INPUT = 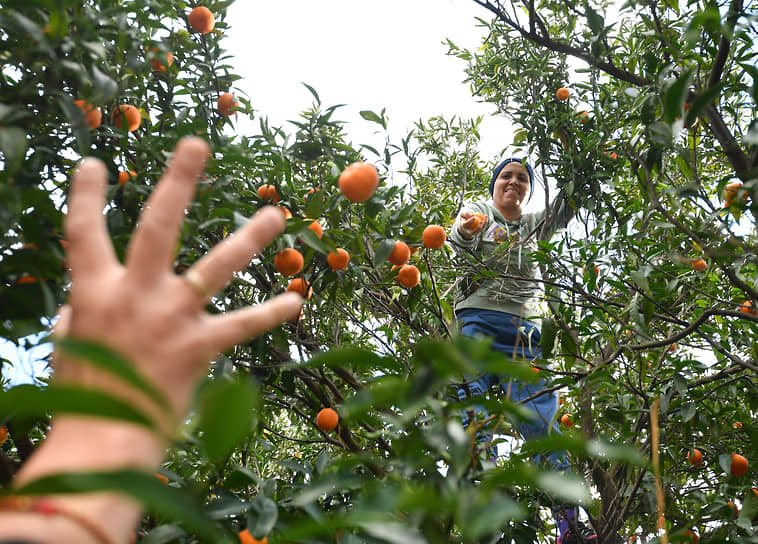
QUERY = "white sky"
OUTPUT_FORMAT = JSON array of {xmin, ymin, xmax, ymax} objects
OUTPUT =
[{"xmin": 224, "ymin": 0, "xmax": 514, "ymax": 165}]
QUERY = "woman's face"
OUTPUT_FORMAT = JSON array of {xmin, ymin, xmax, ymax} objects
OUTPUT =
[{"xmin": 492, "ymin": 161, "xmax": 530, "ymax": 216}]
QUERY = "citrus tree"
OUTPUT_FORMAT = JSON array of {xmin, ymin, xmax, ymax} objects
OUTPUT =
[
  {"xmin": 441, "ymin": 0, "xmax": 758, "ymax": 541},
  {"xmin": 1, "ymin": 1, "xmax": 757, "ymax": 544}
]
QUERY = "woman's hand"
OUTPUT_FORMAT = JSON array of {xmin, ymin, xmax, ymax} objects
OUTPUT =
[
  {"xmin": 56, "ymin": 136, "xmax": 303, "ymax": 432},
  {"xmin": 457, "ymin": 210, "xmax": 488, "ymax": 240}
]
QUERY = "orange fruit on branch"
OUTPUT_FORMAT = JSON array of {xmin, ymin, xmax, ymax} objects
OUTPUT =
[
  {"xmin": 560, "ymin": 414, "xmax": 574, "ymax": 427},
  {"xmin": 338, "ymin": 161, "xmax": 379, "ymax": 203},
  {"xmin": 154, "ymin": 473, "xmax": 169, "ymax": 484},
  {"xmin": 388, "ymin": 241, "xmax": 411, "ymax": 266},
  {"xmin": 117, "ymin": 170, "xmax": 136, "ymax": 186},
  {"xmin": 691, "ymin": 258, "xmax": 707, "ymax": 272},
  {"xmin": 238, "ymin": 529, "xmax": 268, "ymax": 544},
  {"xmin": 556, "ymin": 87, "xmax": 570, "ymax": 101},
  {"xmin": 286, "ymin": 278, "xmax": 312, "ymax": 299},
  {"xmin": 0, "ymin": 426, "xmax": 7, "ymax": 446},
  {"xmin": 683, "ymin": 529, "xmax": 698, "ymax": 544},
  {"xmin": 277, "ymin": 206, "xmax": 292, "ymax": 219},
  {"xmin": 218, "ymin": 92, "xmax": 238, "ymax": 116},
  {"xmin": 740, "ymin": 300, "xmax": 757, "ymax": 315},
  {"xmin": 113, "ymin": 104, "xmax": 141, "ymax": 132},
  {"xmin": 316, "ymin": 407, "xmax": 339, "ymax": 432},
  {"xmin": 257, "ymin": 184, "xmax": 279, "ymax": 204},
  {"xmin": 687, "ymin": 448, "xmax": 703, "ymax": 465},
  {"xmin": 327, "ymin": 248, "xmax": 350, "ymax": 271},
  {"xmin": 306, "ymin": 220, "xmax": 323, "ymax": 239},
  {"xmin": 188, "ymin": 6, "xmax": 215, "ymax": 34},
  {"xmin": 723, "ymin": 181, "xmax": 748, "ymax": 207},
  {"xmin": 274, "ymin": 248, "xmax": 304, "ymax": 276},
  {"xmin": 73, "ymin": 99, "xmax": 102, "ymax": 129},
  {"xmin": 576, "ymin": 110, "xmax": 590, "ymax": 123},
  {"xmin": 422, "ymin": 225, "xmax": 447, "ymax": 249},
  {"xmin": 148, "ymin": 48, "xmax": 174, "ymax": 72},
  {"xmin": 396, "ymin": 264, "xmax": 420, "ymax": 288},
  {"xmin": 730, "ymin": 453, "xmax": 748, "ymax": 476}
]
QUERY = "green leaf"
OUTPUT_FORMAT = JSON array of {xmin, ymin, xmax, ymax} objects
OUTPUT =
[
  {"xmin": 663, "ymin": 68, "xmax": 693, "ymax": 123},
  {"xmin": 54, "ymin": 337, "xmax": 169, "ymax": 410},
  {"xmin": 0, "ymin": 384, "xmax": 156, "ymax": 428},
  {"xmin": 301, "ymin": 82, "xmax": 321, "ymax": 104},
  {"xmin": 196, "ymin": 379, "xmax": 259, "ymax": 460},
  {"xmin": 375, "ymin": 239, "xmax": 397, "ymax": 266},
  {"xmin": 0, "ymin": 127, "xmax": 28, "ymax": 174},
  {"xmin": 360, "ymin": 109, "xmax": 387, "ymax": 129},
  {"xmin": 10, "ymin": 470, "xmax": 232, "ymax": 543},
  {"xmin": 246, "ymin": 495, "xmax": 278, "ymax": 539},
  {"xmin": 358, "ymin": 521, "xmax": 427, "ymax": 544},
  {"xmin": 91, "ymin": 66, "xmax": 118, "ymax": 103}
]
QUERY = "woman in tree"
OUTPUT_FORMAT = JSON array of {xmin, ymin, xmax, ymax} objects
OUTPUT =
[
  {"xmin": 449, "ymin": 158, "xmax": 597, "ymax": 544},
  {"xmin": 0, "ymin": 137, "xmax": 303, "ymax": 544}
]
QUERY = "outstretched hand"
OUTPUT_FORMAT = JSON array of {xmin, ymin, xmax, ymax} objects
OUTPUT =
[
  {"xmin": 56, "ymin": 136, "xmax": 303, "ymax": 431},
  {"xmin": 457, "ymin": 210, "xmax": 488, "ymax": 240}
]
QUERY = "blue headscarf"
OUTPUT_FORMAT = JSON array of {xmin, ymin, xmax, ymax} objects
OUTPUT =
[{"xmin": 488, "ymin": 158, "xmax": 535, "ymax": 201}]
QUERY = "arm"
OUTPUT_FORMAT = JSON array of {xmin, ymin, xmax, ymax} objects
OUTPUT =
[{"xmin": 0, "ymin": 137, "xmax": 303, "ymax": 544}]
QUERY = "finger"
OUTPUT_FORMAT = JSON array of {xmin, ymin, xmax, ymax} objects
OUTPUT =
[
  {"xmin": 49, "ymin": 305, "xmax": 72, "ymax": 371},
  {"xmin": 183, "ymin": 206, "xmax": 285, "ymax": 301},
  {"xmin": 126, "ymin": 137, "xmax": 210, "ymax": 283},
  {"xmin": 64, "ymin": 158, "xmax": 118, "ymax": 281},
  {"xmin": 202, "ymin": 292, "xmax": 304, "ymax": 351}
]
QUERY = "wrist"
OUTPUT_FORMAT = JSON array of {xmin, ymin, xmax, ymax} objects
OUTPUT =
[{"xmin": 457, "ymin": 224, "xmax": 474, "ymax": 240}]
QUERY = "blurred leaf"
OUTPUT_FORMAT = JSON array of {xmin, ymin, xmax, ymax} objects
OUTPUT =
[
  {"xmin": 0, "ymin": 384, "xmax": 155, "ymax": 427},
  {"xmin": 55, "ymin": 337, "xmax": 169, "ymax": 410},
  {"xmin": 196, "ymin": 379, "xmax": 259, "ymax": 460}
]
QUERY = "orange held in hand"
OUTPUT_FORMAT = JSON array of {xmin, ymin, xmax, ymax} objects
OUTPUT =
[
  {"xmin": 257, "ymin": 184, "xmax": 279, "ymax": 203},
  {"xmin": 687, "ymin": 448, "xmax": 703, "ymax": 465},
  {"xmin": 556, "ymin": 87, "xmax": 570, "ymax": 101},
  {"xmin": 73, "ymin": 99, "xmax": 102, "ymax": 129},
  {"xmin": 388, "ymin": 241, "xmax": 411, "ymax": 266},
  {"xmin": 338, "ymin": 161, "xmax": 380, "ymax": 203},
  {"xmin": 286, "ymin": 278, "xmax": 312, "ymax": 299},
  {"xmin": 113, "ymin": 104, "xmax": 141, "ymax": 132},
  {"xmin": 317, "ymin": 407, "xmax": 339, "ymax": 432},
  {"xmin": 274, "ymin": 248, "xmax": 304, "ymax": 276},
  {"xmin": 396, "ymin": 264, "xmax": 420, "ymax": 288},
  {"xmin": 465, "ymin": 212, "xmax": 487, "ymax": 232},
  {"xmin": 188, "ymin": 6, "xmax": 215, "ymax": 34},
  {"xmin": 691, "ymin": 258, "xmax": 707, "ymax": 272},
  {"xmin": 730, "ymin": 453, "xmax": 748, "ymax": 476},
  {"xmin": 238, "ymin": 529, "xmax": 268, "ymax": 544},
  {"xmin": 217, "ymin": 92, "xmax": 238, "ymax": 116},
  {"xmin": 327, "ymin": 248, "xmax": 350, "ymax": 271},
  {"xmin": 422, "ymin": 225, "xmax": 447, "ymax": 249}
]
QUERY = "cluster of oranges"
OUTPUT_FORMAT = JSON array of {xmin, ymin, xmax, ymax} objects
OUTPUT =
[
  {"xmin": 258, "ymin": 161, "xmax": 451, "ymax": 446},
  {"xmin": 71, "ymin": 6, "xmax": 238, "ymax": 188},
  {"xmin": 688, "ymin": 447, "xmax": 750, "ymax": 477}
]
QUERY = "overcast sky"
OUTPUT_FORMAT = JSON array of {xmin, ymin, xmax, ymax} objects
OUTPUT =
[{"xmin": 224, "ymin": 0, "xmax": 514, "ymax": 164}]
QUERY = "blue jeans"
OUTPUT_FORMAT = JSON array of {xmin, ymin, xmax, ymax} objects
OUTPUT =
[{"xmin": 456, "ymin": 309, "xmax": 567, "ymax": 470}]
